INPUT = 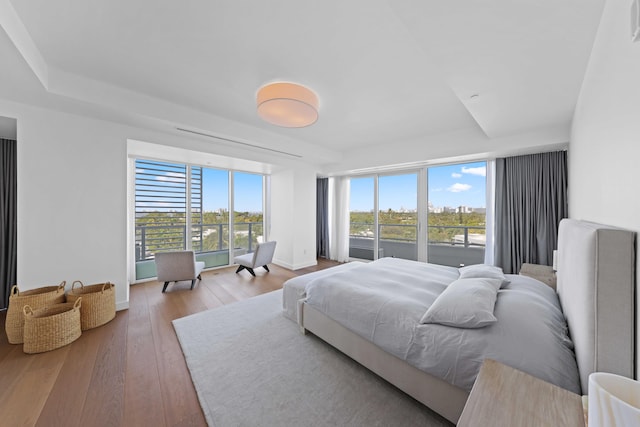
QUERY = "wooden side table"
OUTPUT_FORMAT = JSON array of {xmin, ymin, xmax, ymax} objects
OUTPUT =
[
  {"xmin": 519, "ymin": 263, "xmax": 557, "ymax": 290},
  {"xmin": 458, "ymin": 359, "xmax": 585, "ymax": 426}
]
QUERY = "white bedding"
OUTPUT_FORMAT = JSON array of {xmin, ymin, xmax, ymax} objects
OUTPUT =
[{"xmin": 304, "ymin": 257, "xmax": 581, "ymax": 394}]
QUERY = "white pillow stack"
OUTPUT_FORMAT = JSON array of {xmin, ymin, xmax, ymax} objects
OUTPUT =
[
  {"xmin": 458, "ymin": 264, "xmax": 510, "ymax": 287},
  {"xmin": 420, "ymin": 264, "xmax": 508, "ymax": 328}
]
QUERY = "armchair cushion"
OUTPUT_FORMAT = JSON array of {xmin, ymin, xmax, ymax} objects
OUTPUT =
[
  {"xmin": 234, "ymin": 241, "xmax": 277, "ymax": 276},
  {"xmin": 155, "ymin": 251, "xmax": 205, "ymax": 292}
]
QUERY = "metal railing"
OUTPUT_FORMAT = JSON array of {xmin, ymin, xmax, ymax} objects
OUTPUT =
[
  {"xmin": 135, "ymin": 222, "xmax": 263, "ymax": 261},
  {"xmin": 349, "ymin": 223, "xmax": 486, "ymax": 265},
  {"xmin": 349, "ymin": 223, "xmax": 486, "ymax": 247}
]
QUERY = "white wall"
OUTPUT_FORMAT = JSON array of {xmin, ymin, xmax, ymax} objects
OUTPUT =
[
  {"xmin": 270, "ymin": 168, "xmax": 318, "ymax": 270},
  {"xmin": 570, "ymin": 0, "xmax": 640, "ymax": 374},
  {"xmin": 0, "ymin": 115, "xmax": 17, "ymax": 139},
  {"xmin": 8, "ymin": 102, "xmax": 130, "ymax": 308}
]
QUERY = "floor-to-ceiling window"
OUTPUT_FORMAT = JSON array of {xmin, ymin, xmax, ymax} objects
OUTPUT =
[
  {"xmin": 427, "ymin": 161, "xmax": 487, "ymax": 267},
  {"xmin": 347, "ymin": 162, "xmax": 487, "ymax": 266},
  {"xmin": 348, "ymin": 173, "xmax": 418, "ymax": 261},
  {"xmin": 349, "ymin": 176, "xmax": 376, "ymax": 260},
  {"xmin": 378, "ymin": 173, "xmax": 418, "ymax": 260},
  {"xmin": 232, "ymin": 171, "xmax": 264, "ymax": 257},
  {"xmin": 134, "ymin": 159, "xmax": 266, "ymax": 280},
  {"xmin": 191, "ymin": 166, "xmax": 230, "ymax": 268}
]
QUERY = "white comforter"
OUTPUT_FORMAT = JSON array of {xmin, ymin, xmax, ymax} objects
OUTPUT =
[{"xmin": 305, "ymin": 257, "xmax": 581, "ymax": 394}]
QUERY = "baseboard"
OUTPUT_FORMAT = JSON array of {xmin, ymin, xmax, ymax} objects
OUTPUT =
[
  {"xmin": 116, "ymin": 301, "xmax": 129, "ymax": 311},
  {"xmin": 273, "ymin": 258, "xmax": 318, "ymax": 271}
]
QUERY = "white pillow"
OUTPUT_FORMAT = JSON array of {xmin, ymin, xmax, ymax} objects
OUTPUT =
[
  {"xmin": 419, "ymin": 277, "xmax": 502, "ymax": 328},
  {"xmin": 459, "ymin": 264, "xmax": 509, "ymax": 286}
]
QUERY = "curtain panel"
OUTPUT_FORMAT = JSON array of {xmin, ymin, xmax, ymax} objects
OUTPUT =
[
  {"xmin": 328, "ymin": 176, "xmax": 350, "ymax": 263},
  {"xmin": 1, "ymin": 138, "xmax": 17, "ymax": 309},
  {"xmin": 495, "ymin": 150, "xmax": 568, "ymax": 274},
  {"xmin": 316, "ymin": 178, "xmax": 329, "ymax": 258}
]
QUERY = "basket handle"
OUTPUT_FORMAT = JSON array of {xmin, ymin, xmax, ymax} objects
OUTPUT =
[
  {"xmin": 101, "ymin": 282, "xmax": 113, "ymax": 293},
  {"xmin": 23, "ymin": 304, "xmax": 34, "ymax": 316},
  {"xmin": 11, "ymin": 285, "xmax": 18, "ymax": 296},
  {"xmin": 57, "ymin": 281, "xmax": 66, "ymax": 292},
  {"xmin": 73, "ymin": 297, "xmax": 82, "ymax": 309},
  {"xmin": 71, "ymin": 280, "xmax": 84, "ymax": 291}
]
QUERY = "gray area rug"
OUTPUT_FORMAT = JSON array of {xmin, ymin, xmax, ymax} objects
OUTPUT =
[{"xmin": 173, "ymin": 290, "xmax": 453, "ymax": 427}]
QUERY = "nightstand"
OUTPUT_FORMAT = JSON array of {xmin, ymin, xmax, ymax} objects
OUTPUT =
[
  {"xmin": 458, "ymin": 359, "xmax": 585, "ymax": 426},
  {"xmin": 519, "ymin": 263, "xmax": 557, "ymax": 290}
]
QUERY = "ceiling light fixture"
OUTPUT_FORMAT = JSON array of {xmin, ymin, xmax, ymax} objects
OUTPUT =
[{"xmin": 257, "ymin": 82, "xmax": 319, "ymax": 128}]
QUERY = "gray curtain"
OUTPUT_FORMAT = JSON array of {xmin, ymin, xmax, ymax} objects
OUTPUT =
[
  {"xmin": 495, "ymin": 151, "xmax": 568, "ymax": 274},
  {"xmin": 316, "ymin": 178, "xmax": 329, "ymax": 258},
  {"xmin": 1, "ymin": 138, "xmax": 17, "ymax": 310}
]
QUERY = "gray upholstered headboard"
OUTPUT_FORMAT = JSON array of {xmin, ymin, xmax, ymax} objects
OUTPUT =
[{"xmin": 556, "ymin": 219, "xmax": 635, "ymax": 393}]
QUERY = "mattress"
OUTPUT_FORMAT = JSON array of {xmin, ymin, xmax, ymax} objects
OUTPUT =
[{"xmin": 299, "ymin": 257, "xmax": 581, "ymax": 394}]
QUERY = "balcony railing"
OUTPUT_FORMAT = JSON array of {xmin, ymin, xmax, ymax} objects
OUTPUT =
[
  {"xmin": 349, "ymin": 223, "xmax": 485, "ymax": 266},
  {"xmin": 135, "ymin": 222, "xmax": 263, "ymax": 261}
]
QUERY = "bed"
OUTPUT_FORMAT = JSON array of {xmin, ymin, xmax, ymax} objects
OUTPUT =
[{"xmin": 282, "ymin": 219, "xmax": 635, "ymax": 424}]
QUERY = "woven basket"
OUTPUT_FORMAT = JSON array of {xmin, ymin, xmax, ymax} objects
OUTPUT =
[
  {"xmin": 66, "ymin": 281, "xmax": 116, "ymax": 331},
  {"xmin": 5, "ymin": 281, "xmax": 67, "ymax": 344},
  {"xmin": 22, "ymin": 298, "xmax": 82, "ymax": 354}
]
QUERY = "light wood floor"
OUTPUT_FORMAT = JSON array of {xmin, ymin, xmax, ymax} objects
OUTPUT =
[{"xmin": 0, "ymin": 259, "xmax": 339, "ymax": 427}]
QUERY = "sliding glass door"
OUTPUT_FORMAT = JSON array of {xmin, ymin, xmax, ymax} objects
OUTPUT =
[
  {"xmin": 347, "ymin": 163, "xmax": 487, "ymax": 267},
  {"xmin": 378, "ymin": 173, "xmax": 418, "ymax": 260},
  {"xmin": 191, "ymin": 166, "xmax": 230, "ymax": 268},
  {"xmin": 233, "ymin": 172, "xmax": 264, "ymax": 257},
  {"xmin": 348, "ymin": 173, "xmax": 418, "ymax": 261},
  {"xmin": 349, "ymin": 177, "xmax": 375, "ymax": 260},
  {"xmin": 427, "ymin": 162, "xmax": 487, "ymax": 267}
]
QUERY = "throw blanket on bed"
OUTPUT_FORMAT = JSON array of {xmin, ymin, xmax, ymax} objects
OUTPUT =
[{"xmin": 305, "ymin": 257, "xmax": 581, "ymax": 394}]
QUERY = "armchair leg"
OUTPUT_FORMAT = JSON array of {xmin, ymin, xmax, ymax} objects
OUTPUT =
[
  {"xmin": 263, "ymin": 265, "xmax": 270, "ymax": 272},
  {"xmin": 162, "ymin": 281, "xmax": 170, "ymax": 293},
  {"xmin": 236, "ymin": 265, "xmax": 256, "ymax": 276},
  {"xmin": 197, "ymin": 273, "xmax": 202, "ymax": 280},
  {"xmin": 190, "ymin": 279, "xmax": 196, "ymax": 290}
]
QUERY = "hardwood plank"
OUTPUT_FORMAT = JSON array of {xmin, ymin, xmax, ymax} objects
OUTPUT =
[
  {"xmin": 0, "ymin": 344, "xmax": 37, "ymax": 417},
  {"xmin": 123, "ymin": 283, "xmax": 167, "ymax": 427},
  {"xmin": 35, "ymin": 324, "xmax": 103, "ymax": 427},
  {"xmin": 0, "ymin": 259, "xmax": 338, "ymax": 426},
  {"xmin": 2, "ymin": 346, "xmax": 70, "ymax": 426},
  {"xmin": 144, "ymin": 283, "xmax": 206, "ymax": 426},
  {"xmin": 78, "ymin": 312, "xmax": 128, "ymax": 427}
]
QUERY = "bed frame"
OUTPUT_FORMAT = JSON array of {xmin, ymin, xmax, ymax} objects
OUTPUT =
[{"xmin": 292, "ymin": 219, "xmax": 635, "ymax": 424}]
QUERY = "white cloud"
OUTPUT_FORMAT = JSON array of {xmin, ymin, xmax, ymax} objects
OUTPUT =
[
  {"xmin": 447, "ymin": 183, "xmax": 472, "ymax": 193},
  {"xmin": 451, "ymin": 172, "xmax": 462, "ymax": 178},
  {"xmin": 461, "ymin": 166, "xmax": 486, "ymax": 177}
]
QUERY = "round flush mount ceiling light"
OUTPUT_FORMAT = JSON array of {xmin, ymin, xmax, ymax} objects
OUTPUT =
[{"xmin": 257, "ymin": 82, "xmax": 319, "ymax": 128}]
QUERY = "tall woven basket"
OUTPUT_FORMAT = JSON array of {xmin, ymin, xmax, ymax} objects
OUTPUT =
[
  {"xmin": 22, "ymin": 298, "xmax": 82, "ymax": 354},
  {"xmin": 5, "ymin": 281, "xmax": 67, "ymax": 344},
  {"xmin": 66, "ymin": 281, "xmax": 116, "ymax": 331}
]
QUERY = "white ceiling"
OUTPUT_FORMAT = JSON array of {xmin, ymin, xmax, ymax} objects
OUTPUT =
[{"xmin": 0, "ymin": 0, "xmax": 604, "ymax": 169}]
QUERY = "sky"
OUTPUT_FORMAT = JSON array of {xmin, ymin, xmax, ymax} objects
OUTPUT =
[
  {"xmin": 136, "ymin": 160, "xmax": 264, "ymax": 213},
  {"xmin": 140, "ymin": 160, "xmax": 485, "ymax": 214},
  {"xmin": 202, "ymin": 168, "xmax": 263, "ymax": 212},
  {"xmin": 350, "ymin": 161, "xmax": 487, "ymax": 211}
]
